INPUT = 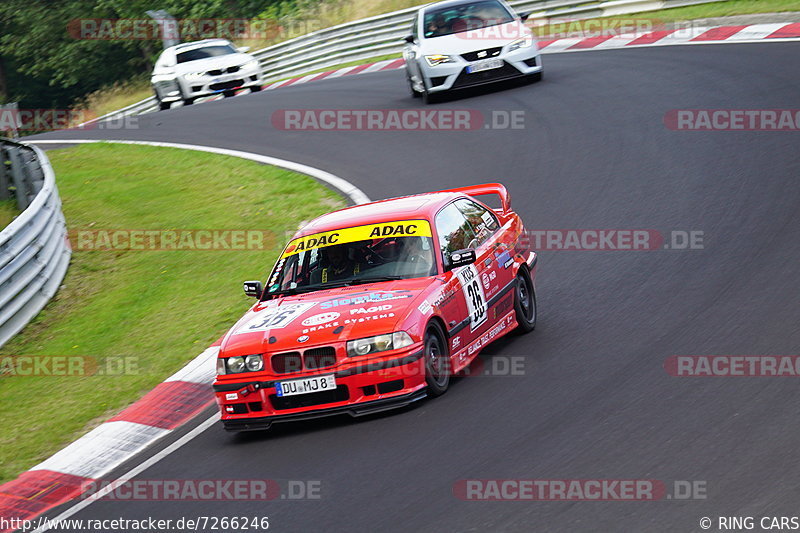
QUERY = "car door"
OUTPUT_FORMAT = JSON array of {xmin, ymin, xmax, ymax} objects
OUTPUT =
[
  {"xmin": 453, "ymin": 198, "xmax": 515, "ymax": 327},
  {"xmin": 433, "ymin": 202, "xmax": 485, "ymax": 354}
]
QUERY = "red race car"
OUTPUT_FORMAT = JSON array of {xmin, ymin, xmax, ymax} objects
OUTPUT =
[{"xmin": 213, "ymin": 183, "xmax": 537, "ymax": 431}]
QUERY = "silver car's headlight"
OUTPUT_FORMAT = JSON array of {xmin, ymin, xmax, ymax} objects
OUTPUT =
[
  {"xmin": 424, "ymin": 54, "xmax": 454, "ymax": 67},
  {"xmin": 184, "ymin": 72, "xmax": 205, "ymax": 80},
  {"xmin": 241, "ymin": 59, "xmax": 259, "ymax": 70},
  {"xmin": 508, "ymin": 37, "xmax": 533, "ymax": 52},
  {"xmin": 347, "ymin": 332, "xmax": 414, "ymax": 357},
  {"xmin": 245, "ymin": 354, "xmax": 264, "ymax": 372}
]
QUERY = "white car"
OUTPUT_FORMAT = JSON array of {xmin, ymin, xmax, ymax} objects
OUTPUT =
[
  {"xmin": 151, "ymin": 39, "xmax": 263, "ymax": 110},
  {"xmin": 403, "ymin": 0, "xmax": 542, "ymax": 104}
]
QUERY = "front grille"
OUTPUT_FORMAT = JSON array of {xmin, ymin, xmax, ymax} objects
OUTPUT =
[
  {"xmin": 461, "ymin": 47, "xmax": 502, "ymax": 62},
  {"xmin": 451, "ymin": 62, "xmax": 522, "ymax": 89},
  {"xmin": 270, "ymin": 385, "xmax": 349, "ymax": 410},
  {"xmin": 209, "ymin": 79, "xmax": 243, "ymax": 91},
  {"xmin": 271, "ymin": 352, "xmax": 303, "ymax": 374},
  {"xmin": 207, "ymin": 66, "xmax": 241, "ymax": 76},
  {"xmin": 272, "ymin": 347, "xmax": 338, "ymax": 373},
  {"xmin": 304, "ymin": 347, "xmax": 336, "ymax": 369}
]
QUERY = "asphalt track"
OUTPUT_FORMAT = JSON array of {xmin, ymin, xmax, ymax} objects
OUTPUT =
[{"xmin": 32, "ymin": 42, "xmax": 800, "ymax": 532}]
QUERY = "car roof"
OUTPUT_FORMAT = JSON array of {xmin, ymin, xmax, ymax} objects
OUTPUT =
[
  {"xmin": 420, "ymin": 0, "xmax": 500, "ymax": 13},
  {"xmin": 168, "ymin": 39, "xmax": 232, "ymax": 52},
  {"xmin": 294, "ymin": 192, "xmax": 465, "ymax": 237}
]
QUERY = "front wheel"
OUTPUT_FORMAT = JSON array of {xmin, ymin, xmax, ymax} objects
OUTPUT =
[
  {"xmin": 407, "ymin": 75, "xmax": 422, "ymax": 98},
  {"xmin": 223, "ymin": 90, "xmax": 236, "ymax": 98},
  {"xmin": 250, "ymin": 85, "xmax": 262, "ymax": 93},
  {"xmin": 514, "ymin": 269, "xmax": 537, "ymax": 333},
  {"xmin": 424, "ymin": 322, "xmax": 450, "ymax": 396}
]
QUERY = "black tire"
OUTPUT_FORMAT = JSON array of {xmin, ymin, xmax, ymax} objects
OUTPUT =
[
  {"xmin": 408, "ymin": 76, "xmax": 422, "ymax": 98},
  {"xmin": 223, "ymin": 90, "xmax": 236, "ymax": 98},
  {"xmin": 514, "ymin": 269, "xmax": 537, "ymax": 333},
  {"xmin": 528, "ymin": 71, "xmax": 543, "ymax": 83},
  {"xmin": 250, "ymin": 85, "xmax": 262, "ymax": 93},
  {"xmin": 424, "ymin": 322, "xmax": 450, "ymax": 396},
  {"xmin": 153, "ymin": 88, "xmax": 170, "ymax": 111},
  {"xmin": 182, "ymin": 97, "xmax": 194, "ymax": 106},
  {"xmin": 422, "ymin": 89, "xmax": 439, "ymax": 105}
]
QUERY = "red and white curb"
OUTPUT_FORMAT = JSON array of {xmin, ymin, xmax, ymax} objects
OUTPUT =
[
  {"xmin": 0, "ymin": 343, "xmax": 221, "ymax": 532},
  {"xmin": 260, "ymin": 22, "xmax": 800, "ymax": 91}
]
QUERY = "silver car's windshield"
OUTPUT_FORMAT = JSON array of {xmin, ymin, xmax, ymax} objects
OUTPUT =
[
  {"xmin": 423, "ymin": 0, "xmax": 515, "ymax": 38},
  {"xmin": 177, "ymin": 45, "xmax": 237, "ymax": 63}
]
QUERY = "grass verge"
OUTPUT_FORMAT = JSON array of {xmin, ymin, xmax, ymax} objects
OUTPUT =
[
  {"xmin": 0, "ymin": 199, "xmax": 18, "ymax": 228},
  {"xmin": 0, "ymin": 143, "xmax": 344, "ymax": 484}
]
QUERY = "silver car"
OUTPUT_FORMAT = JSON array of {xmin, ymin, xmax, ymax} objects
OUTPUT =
[
  {"xmin": 151, "ymin": 39, "xmax": 263, "ymax": 110},
  {"xmin": 403, "ymin": 0, "xmax": 542, "ymax": 104}
]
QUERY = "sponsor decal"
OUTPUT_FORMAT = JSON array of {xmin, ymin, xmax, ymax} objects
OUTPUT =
[
  {"xmin": 417, "ymin": 301, "xmax": 432, "ymax": 315},
  {"xmin": 234, "ymin": 302, "xmax": 316, "ymax": 334},
  {"xmin": 301, "ymin": 312, "xmax": 340, "ymax": 326},
  {"xmin": 225, "ymin": 393, "xmax": 238, "ymax": 401},
  {"xmin": 495, "ymin": 249, "xmax": 512, "ymax": 269},
  {"xmin": 433, "ymin": 288, "xmax": 456, "ymax": 309},
  {"xmin": 281, "ymin": 220, "xmax": 432, "ymax": 258},
  {"xmin": 482, "ymin": 270, "xmax": 496, "ymax": 290},
  {"xmin": 344, "ymin": 312, "xmax": 395, "ymax": 324},
  {"xmin": 452, "ymin": 336, "xmax": 461, "ymax": 348},
  {"xmin": 350, "ymin": 304, "xmax": 393, "ymax": 315},
  {"xmin": 320, "ymin": 291, "xmax": 413, "ymax": 310},
  {"xmin": 302, "ymin": 321, "xmax": 340, "ymax": 334},
  {"xmin": 467, "ymin": 313, "xmax": 515, "ymax": 356},
  {"xmin": 457, "ymin": 265, "xmax": 488, "ymax": 331}
]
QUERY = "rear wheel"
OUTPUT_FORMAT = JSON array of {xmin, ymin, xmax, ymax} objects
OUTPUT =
[
  {"xmin": 514, "ymin": 269, "xmax": 537, "ymax": 333},
  {"xmin": 424, "ymin": 322, "xmax": 450, "ymax": 396}
]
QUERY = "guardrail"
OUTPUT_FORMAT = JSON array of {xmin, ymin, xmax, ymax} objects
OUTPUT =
[
  {"xmin": 0, "ymin": 139, "xmax": 71, "ymax": 348},
  {"xmin": 91, "ymin": 0, "xmax": 725, "ymax": 122}
]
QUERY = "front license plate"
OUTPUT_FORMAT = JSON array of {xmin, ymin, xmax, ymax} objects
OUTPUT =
[
  {"xmin": 466, "ymin": 58, "xmax": 503, "ymax": 73},
  {"xmin": 276, "ymin": 375, "xmax": 336, "ymax": 397}
]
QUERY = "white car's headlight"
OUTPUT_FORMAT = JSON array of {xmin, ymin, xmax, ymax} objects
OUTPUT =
[
  {"xmin": 183, "ymin": 72, "xmax": 205, "ymax": 80},
  {"xmin": 424, "ymin": 54, "xmax": 454, "ymax": 67},
  {"xmin": 508, "ymin": 36, "xmax": 533, "ymax": 52},
  {"xmin": 347, "ymin": 331, "xmax": 414, "ymax": 357},
  {"xmin": 241, "ymin": 59, "xmax": 260, "ymax": 71}
]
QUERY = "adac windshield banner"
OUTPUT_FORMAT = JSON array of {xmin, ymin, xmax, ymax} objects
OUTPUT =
[{"xmin": 281, "ymin": 220, "xmax": 432, "ymax": 258}]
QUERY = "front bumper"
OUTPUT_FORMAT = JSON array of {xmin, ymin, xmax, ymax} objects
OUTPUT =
[
  {"xmin": 417, "ymin": 46, "xmax": 542, "ymax": 93},
  {"xmin": 213, "ymin": 348, "xmax": 428, "ymax": 431},
  {"xmin": 155, "ymin": 67, "xmax": 263, "ymax": 102}
]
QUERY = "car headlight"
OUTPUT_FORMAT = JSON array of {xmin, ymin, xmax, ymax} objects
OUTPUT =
[
  {"xmin": 241, "ymin": 59, "xmax": 259, "ymax": 71},
  {"xmin": 424, "ymin": 54, "xmax": 454, "ymax": 67},
  {"xmin": 508, "ymin": 37, "xmax": 533, "ymax": 52},
  {"xmin": 226, "ymin": 356, "xmax": 246, "ymax": 373},
  {"xmin": 347, "ymin": 331, "xmax": 414, "ymax": 357},
  {"xmin": 245, "ymin": 354, "xmax": 264, "ymax": 372},
  {"xmin": 216, "ymin": 358, "xmax": 226, "ymax": 375}
]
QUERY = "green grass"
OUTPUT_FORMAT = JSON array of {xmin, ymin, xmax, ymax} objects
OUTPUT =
[
  {"xmin": 621, "ymin": 0, "xmax": 800, "ymax": 22},
  {"xmin": 0, "ymin": 199, "xmax": 18, "ymax": 228},
  {"xmin": 0, "ymin": 143, "xmax": 344, "ymax": 484}
]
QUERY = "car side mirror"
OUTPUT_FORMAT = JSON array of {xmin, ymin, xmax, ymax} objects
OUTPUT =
[
  {"xmin": 237, "ymin": 46, "xmax": 251, "ymax": 53},
  {"xmin": 518, "ymin": 11, "xmax": 530, "ymax": 22},
  {"xmin": 404, "ymin": 34, "xmax": 415, "ymax": 44},
  {"xmin": 448, "ymin": 249, "xmax": 477, "ymax": 269},
  {"xmin": 243, "ymin": 280, "xmax": 263, "ymax": 298}
]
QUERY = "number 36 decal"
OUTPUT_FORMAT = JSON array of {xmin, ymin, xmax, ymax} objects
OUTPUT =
[{"xmin": 457, "ymin": 265, "xmax": 487, "ymax": 331}]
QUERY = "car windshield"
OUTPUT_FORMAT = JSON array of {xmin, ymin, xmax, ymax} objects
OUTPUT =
[
  {"xmin": 423, "ymin": 0, "xmax": 515, "ymax": 38},
  {"xmin": 176, "ymin": 45, "xmax": 237, "ymax": 63},
  {"xmin": 265, "ymin": 220, "xmax": 438, "ymax": 297}
]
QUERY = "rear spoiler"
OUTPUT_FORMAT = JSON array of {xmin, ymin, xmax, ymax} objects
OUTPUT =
[{"xmin": 440, "ymin": 183, "xmax": 511, "ymax": 213}]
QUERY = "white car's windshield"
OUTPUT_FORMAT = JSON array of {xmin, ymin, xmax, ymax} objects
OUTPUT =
[
  {"xmin": 176, "ymin": 45, "xmax": 237, "ymax": 63},
  {"xmin": 266, "ymin": 221, "xmax": 437, "ymax": 296},
  {"xmin": 423, "ymin": 0, "xmax": 515, "ymax": 38}
]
